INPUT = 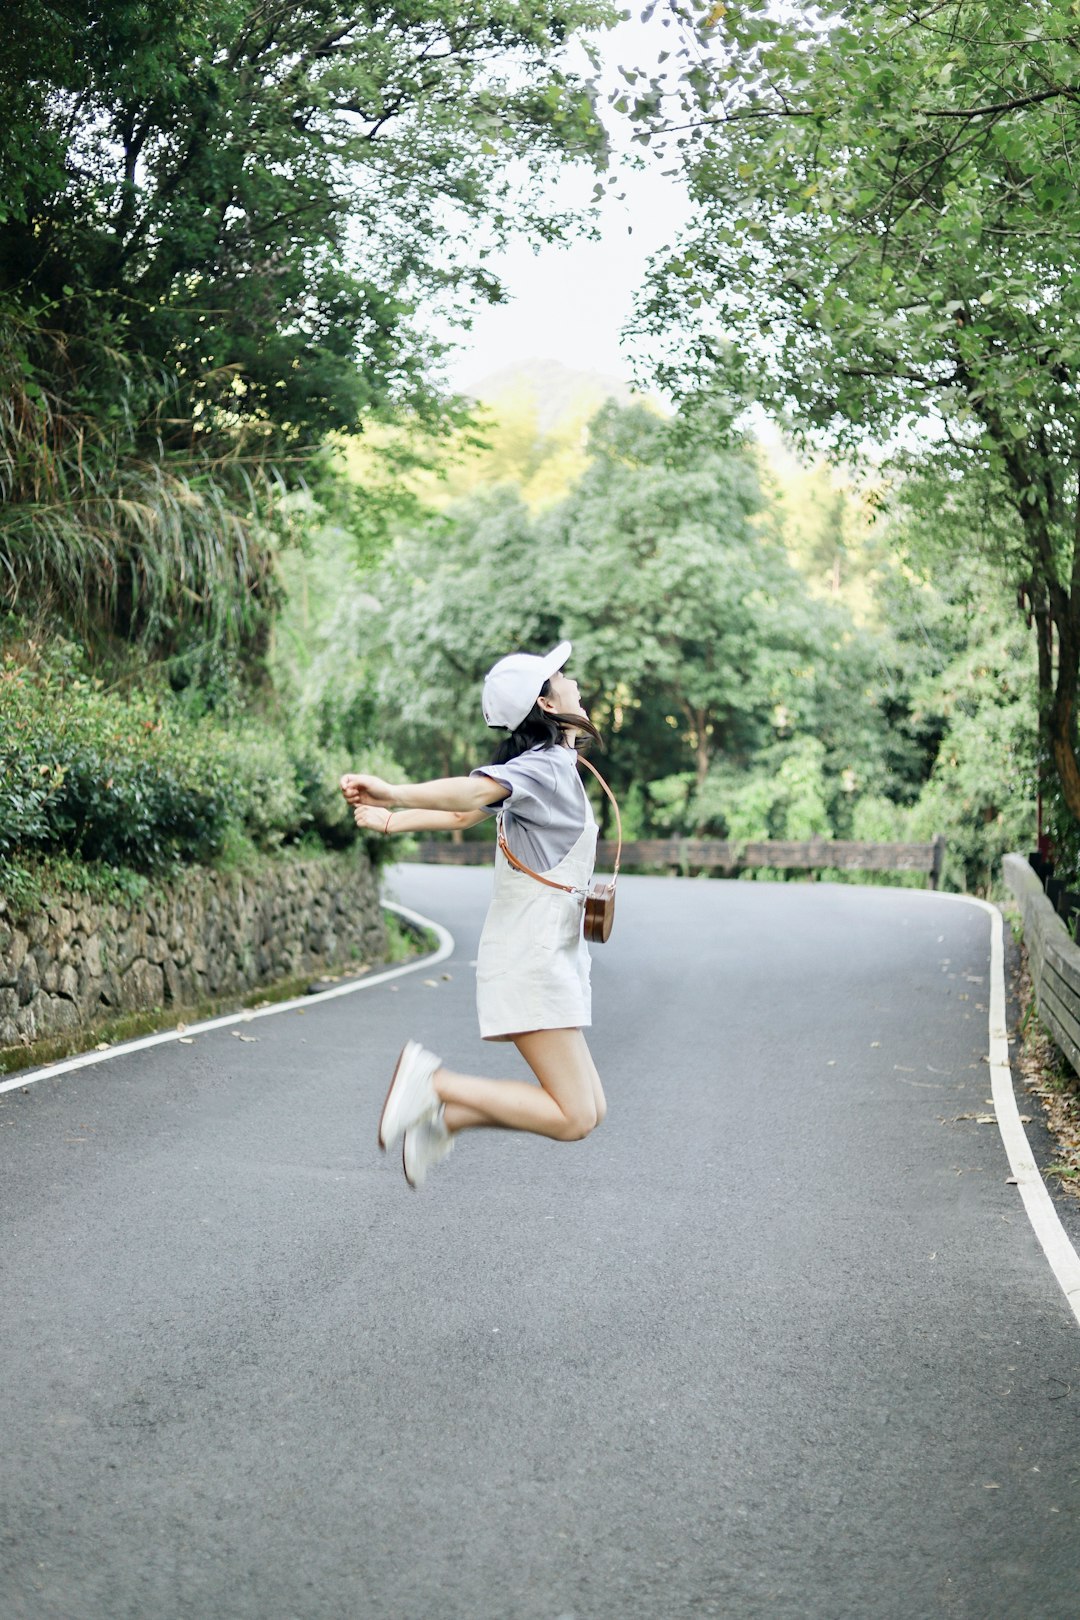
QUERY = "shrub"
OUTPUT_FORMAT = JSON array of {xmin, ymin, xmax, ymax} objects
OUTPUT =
[
  {"xmin": 226, "ymin": 726, "xmax": 307, "ymax": 850},
  {"xmin": 0, "ymin": 643, "xmax": 413, "ymax": 888},
  {"xmin": 1, "ymin": 662, "xmax": 237, "ymax": 868},
  {"xmin": 287, "ymin": 737, "xmax": 356, "ymax": 850}
]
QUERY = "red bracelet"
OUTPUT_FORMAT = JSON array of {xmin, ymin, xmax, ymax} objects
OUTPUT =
[{"xmin": 383, "ymin": 810, "xmax": 393, "ymax": 834}]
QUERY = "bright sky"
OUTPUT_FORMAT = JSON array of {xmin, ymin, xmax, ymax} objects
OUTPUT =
[
  {"xmin": 441, "ymin": 167, "xmax": 691, "ymax": 393},
  {"xmin": 441, "ymin": 13, "xmax": 694, "ymax": 394}
]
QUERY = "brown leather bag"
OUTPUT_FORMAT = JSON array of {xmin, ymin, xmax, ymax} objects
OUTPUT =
[
  {"xmin": 497, "ymin": 755, "xmax": 622, "ymax": 944},
  {"xmin": 583, "ymin": 874, "xmax": 617, "ymax": 944}
]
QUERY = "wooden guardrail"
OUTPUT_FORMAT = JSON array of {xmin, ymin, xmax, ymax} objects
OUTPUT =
[
  {"xmin": 416, "ymin": 834, "xmax": 947, "ymax": 887},
  {"xmin": 1003, "ymin": 851, "xmax": 1080, "ymax": 1074}
]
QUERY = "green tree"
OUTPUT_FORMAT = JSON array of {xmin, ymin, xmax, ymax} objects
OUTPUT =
[
  {"xmin": 328, "ymin": 395, "xmax": 1035, "ymax": 885},
  {"xmin": 296, "ymin": 403, "xmax": 896, "ymax": 849},
  {"xmin": 635, "ymin": 0, "xmax": 1080, "ymax": 823},
  {"xmin": 365, "ymin": 486, "xmax": 560, "ymax": 779},
  {"xmin": 858, "ymin": 555, "xmax": 1038, "ymax": 891},
  {"xmin": 0, "ymin": 0, "xmax": 615, "ymax": 653},
  {"xmin": 2, "ymin": 0, "xmax": 613, "ymax": 445},
  {"xmin": 543, "ymin": 404, "xmax": 884, "ymax": 819}
]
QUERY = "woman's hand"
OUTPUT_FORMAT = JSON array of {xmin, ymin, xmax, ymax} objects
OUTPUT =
[
  {"xmin": 352, "ymin": 804, "xmax": 393, "ymax": 833},
  {"xmin": 340, "ymin": 773, "xmax": 396, "ymax": 808}
]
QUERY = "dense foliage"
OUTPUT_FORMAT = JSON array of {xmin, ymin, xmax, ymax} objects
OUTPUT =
[
  {"xmin": 0, "ymin": 2, "xmax": 1059, "ymax": 921},
  {"xmin": 0, "ymin": 0, "xmax": 614, "ymax": 652},
  {"xmin": 631, "ymin": 0, "xmax": 1080, "ymax": 838},
  {"xmin": 3, "ymin": 0, "xmax": 612, "ymax": 436},
  {"xmin": 0, "ymin": 626, "xmax": 396, "ymax": 914},
  {"xmin": 273, "ymin": 399, "xmax": 1037, "ymax": 889}
]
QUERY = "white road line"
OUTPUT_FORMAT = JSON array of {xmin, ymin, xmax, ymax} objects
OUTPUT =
[
  {"xmin": 0, "ymin": 902, "xmax": 454, "ymax": 1096},
  {"xmin": 974, "ymin": 896, "xmax": 1080, "ymax": 1332},
  {"xmin": 904, "ymin": 888, "xmax": 1080, "ymax": 1333},
  {"xmin": 751, "ymin": 881, "xmax": 1080, "ymax": 1332}
]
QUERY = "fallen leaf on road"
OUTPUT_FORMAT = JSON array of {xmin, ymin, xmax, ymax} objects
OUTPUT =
[
  {"xmin": 94, "ymin": 1042, "xmax": 110, "ymax": 1051},
  {"xmin": 441, "ymin": 972, "xmax": 452, "ymax": 981},
  {"xmin": 870, "ymin": 1041, "xmax": 880, "ymax": 1048},
  {"xmin": 423, "ymin": 979, "xmax": 438, "ymax": 987},
  {"xmin": 232, "ymin": 1032, "xmax": 258, "ymax": 1042},
  {"xmin": 178, "ymin": 1037, "xmax": 194, "ymax": 1045},
  {"xmin": 976, "ymin": 1114, "xmax": 996, "ymax": 1124}
]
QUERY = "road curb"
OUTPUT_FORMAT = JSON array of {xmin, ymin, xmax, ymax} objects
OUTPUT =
[{"xmin": 0, "ymin": 901, "xmax": 454, "ymax": 1097}]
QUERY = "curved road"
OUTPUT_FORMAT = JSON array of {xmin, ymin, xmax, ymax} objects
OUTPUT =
[{"xmin": 2, "ymin": 867, "xmax": 1079, "ymax": 1619}]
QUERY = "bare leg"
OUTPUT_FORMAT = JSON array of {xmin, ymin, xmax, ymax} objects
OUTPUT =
[{"xmin": 435, "ymin": 1027, "xmax": 606, "ymax": 1141}]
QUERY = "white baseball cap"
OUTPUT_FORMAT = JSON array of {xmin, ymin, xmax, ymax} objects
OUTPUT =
[{"xmin": 482, "ymin": 641, "xmax": 572, "ymax": 729}]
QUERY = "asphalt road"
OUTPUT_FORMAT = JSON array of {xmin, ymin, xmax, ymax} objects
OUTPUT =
[{"xmin": 3, "ymin": 867, "xmax": 1079, "ymax": 1620}]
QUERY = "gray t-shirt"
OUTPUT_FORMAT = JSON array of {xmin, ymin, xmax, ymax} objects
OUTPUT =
[{"xmin": 472, "ymin": 745, "xmax": 593, "ymax": 874}]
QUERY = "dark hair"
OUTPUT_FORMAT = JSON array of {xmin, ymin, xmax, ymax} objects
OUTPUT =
[{"xmin": 491, "ymin": 679, "xmax": 604, "ymax": 765}]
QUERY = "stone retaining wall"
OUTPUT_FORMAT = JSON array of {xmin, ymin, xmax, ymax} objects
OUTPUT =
[{"xmin": 0, "ymin": 852, "xmax": 385, "ymax": 1051}]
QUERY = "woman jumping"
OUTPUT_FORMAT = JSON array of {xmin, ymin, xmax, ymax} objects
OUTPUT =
[{"xmin": 340, "ymin": 641, "xmax": 608, "ymax": 1189}]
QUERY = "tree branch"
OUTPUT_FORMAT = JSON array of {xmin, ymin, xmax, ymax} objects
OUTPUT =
[{"xmin": 920, "ymin": 86, "xmax": 1078, "ymax": 118}]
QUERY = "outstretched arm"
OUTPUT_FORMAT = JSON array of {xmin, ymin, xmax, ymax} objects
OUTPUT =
[
  {"xmin": 351, "ymin": 805, "xmax": 491, "ymax": 835},
  {"xmin": 340, "ymin": 771, "xmax": 509, "ymax": 815}
]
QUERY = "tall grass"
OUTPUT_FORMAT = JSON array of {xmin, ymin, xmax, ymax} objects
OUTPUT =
[{"xmin": 0, "ymin": 318, "xmax": 281, "ymax": 650}]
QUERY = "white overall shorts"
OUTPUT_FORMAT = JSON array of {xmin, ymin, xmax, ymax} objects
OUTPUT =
[{"xmin": 475, "ymin": 811, "xmax": 598, "ymax": 1042}]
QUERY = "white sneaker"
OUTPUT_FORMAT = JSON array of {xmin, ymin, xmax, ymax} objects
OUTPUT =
[
  {"xmin": 378, "ymin": 1040, "xmax": 441, "ymax": 1150},
  {"xmin": 403, "ymin": 1107, "xmax": 454, "ymax": 1189}
]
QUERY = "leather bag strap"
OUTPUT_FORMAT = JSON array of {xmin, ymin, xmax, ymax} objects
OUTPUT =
[
  {"xmin": 495, "ymin": 752, "xmax": 622, "ymax": 889},
  {"xmin": 497, "ymin": 827, "xmax": 578, "ymax": 893},
  {"xmin": 577, "ymin": 756, "xmax": 622, "ymax": 878}
]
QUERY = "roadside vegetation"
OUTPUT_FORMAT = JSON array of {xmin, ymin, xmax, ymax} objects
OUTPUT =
[
  {"xmin": 2, "ymin": 0, "xmax": 1076, "ymax": 925},
  {"xmin": 0, "ymin": 0, "xmax": 614, "ymax": 914}
]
